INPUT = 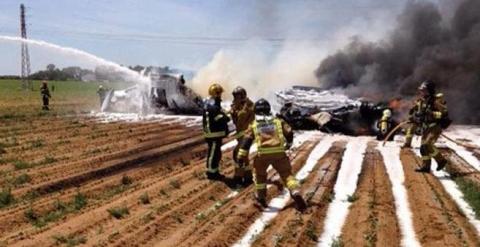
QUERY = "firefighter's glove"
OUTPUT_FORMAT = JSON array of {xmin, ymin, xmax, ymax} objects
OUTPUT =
[{"xmin": 412, "ymin": 112, "xmax": 424, "ymax": 124}]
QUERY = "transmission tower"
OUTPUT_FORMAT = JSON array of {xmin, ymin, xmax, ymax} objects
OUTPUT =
[{"xmin": 20, "ymin": 4, "xmax": 32, "ymax": 90}]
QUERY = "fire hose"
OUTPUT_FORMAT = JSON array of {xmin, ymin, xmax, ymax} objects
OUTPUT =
[
  {"xmin": 382, "ymin": 121, "xmax": 410, "ymax": 146},
  {"xmin": 382, "ymin": 121, "xmax": 478, "ymax": 149}
]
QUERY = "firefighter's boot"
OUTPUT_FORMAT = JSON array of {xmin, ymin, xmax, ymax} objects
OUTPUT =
[
  {"xmin": 254, "ymin": 189, "xmax": 267, "ymax": 208},
  {"xmin": 434, "ymin": 154, "xmax": 448, "ymax": 171},
  {"xmin": 206, "ymin": 172, "xmax": 224, "ymax": 181},
  {"xmin": 415, "ymin": 160, "xmax": 431, "ymax": 173},
  {"xmin": 242, "ymin": 170, "xmax": 253, "ymax": 187},
  {"xmin": 290, "ymin": 190, "xmax": 307, "ymax": 212},
  {"xmin": 232, "ymin": 175, "xmax": 243, "ymax": 188}
]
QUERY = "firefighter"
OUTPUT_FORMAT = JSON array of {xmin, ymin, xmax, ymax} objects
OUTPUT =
[
  {"xmin": 97, "ymin": 85, "xmax": 107, "ymax": 107},
  {"xmin": 404, "ymin": 80, "xmax": 451, "ymax": 172},
  {"xmin": 202, "ymin": 83, "xmax": 230, "ymax": 180},
  {"xmin": 230, "ymin": 86, "xmax": 255, "ymax": 187},
  {"xmin": 237, "ymin": 99, "xmax": 307, "ymax": 211},
  {"xmin": 377, "ymin": 108, "xmax": 394, "ymax": 141},
  {"xmin": 40, "ymin": 80, "xmax": 51, "ymax": 111}
]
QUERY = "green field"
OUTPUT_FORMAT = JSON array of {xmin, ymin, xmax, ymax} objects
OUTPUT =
[{"xmin": 0, "ymin": 79, "xmax": 131, "ymax": 116}]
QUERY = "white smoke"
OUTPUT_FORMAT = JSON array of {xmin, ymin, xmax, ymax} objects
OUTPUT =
[
  {"xmin": 191, "ymin": 41, "xmax": 327, "ymax": 102},
  {"xmin": 191, "ymin": 7, "xmax": 396, "ymax": 103}
]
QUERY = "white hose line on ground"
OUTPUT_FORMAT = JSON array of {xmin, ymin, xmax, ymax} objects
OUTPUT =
[
  {"xmin": 411, "ymin": 139, "xmax": 480, "ymax": 234},
  {"xmin": 317, "ymin": 137, "xmax": 370, "ymax": 247},
  {"xmin": 441, "ymin": 137, "xmax": 480, "ymax": 171},
  {"xmin": 378, "ymin": 142, "xmax": 421, "ymax": 247},
  {"xmin": 446, "ymin": 126, "xmax": 480, "ymax": 147},
  {"xmin": 232, "ymin": 134, "xmax": 339, "ymax": 247}
]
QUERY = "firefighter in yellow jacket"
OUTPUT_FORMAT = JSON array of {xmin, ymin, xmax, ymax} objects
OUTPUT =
[
  {"xmin": 404, "ymin": 80, "xmax": 451, "ymax": 172},
  {"xmin": 230, "ymin": 86, "xmax": 255, "ymax": 186},
  {"xmin": 237, "ymin": 99, "xmax": 307, "ymax": 211}
]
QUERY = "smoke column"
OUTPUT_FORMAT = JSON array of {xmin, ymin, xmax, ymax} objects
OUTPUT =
[{"xmin": 315, "ymin": 0, "xmax": 480, "ymax": 124}]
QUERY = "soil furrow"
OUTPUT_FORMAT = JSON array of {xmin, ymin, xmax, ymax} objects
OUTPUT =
[
  {"xmin": 401, "ymin": 149, "xmax": 480, "ymax": 246},
  {"xmin": 340, "ymin": 142, "xmax": 400, "ymax": 247}
]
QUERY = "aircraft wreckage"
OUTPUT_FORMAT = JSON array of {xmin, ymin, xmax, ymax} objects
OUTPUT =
[
  {"xmin": 101, "ymin": 68, "xmax": 203, "ymax": 115},
  {"xmin": 102, "ymin": 78, "xmax": 399, "ymax": 138},
  {"xmin": 275, "ymin": 86, "xmax": 399, "ymax": 139}
]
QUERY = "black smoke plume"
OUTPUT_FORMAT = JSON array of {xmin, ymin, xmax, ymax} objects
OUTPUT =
[{"xmin": 315, "ymin": 0, "xmax": 480, "ymax": 124}]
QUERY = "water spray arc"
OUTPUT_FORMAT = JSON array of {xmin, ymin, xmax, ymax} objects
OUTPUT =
[{"xmin": 20, "ymin": 4, "xmax": 32, "ymax": 90}]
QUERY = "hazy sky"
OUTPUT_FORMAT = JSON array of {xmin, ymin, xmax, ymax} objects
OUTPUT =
[{"xmin": 0, "ymin": 0, "xmax": 425, "ymax": 75}]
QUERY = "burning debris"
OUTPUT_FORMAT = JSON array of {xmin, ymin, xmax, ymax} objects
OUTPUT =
[
  {"xmin": 276, "ymin": 86, "xmax": 398, "ymax": 139},
  {"xmin": 315, "ymin": 0, "xmax": 480, "ymax": 124}
]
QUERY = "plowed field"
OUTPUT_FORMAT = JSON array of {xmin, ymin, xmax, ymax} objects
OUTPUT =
[{"xmin": 1, "ymin": 113, "xmax": 479, "ymax": 247}]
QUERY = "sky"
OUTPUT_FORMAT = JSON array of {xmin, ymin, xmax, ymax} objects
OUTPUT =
[{"xmin": 0, "ymin": 0, "xmax": 428, "ymax": 75}]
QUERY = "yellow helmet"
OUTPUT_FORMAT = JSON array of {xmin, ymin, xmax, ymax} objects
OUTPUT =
[{"xmin": 208, "ymin": 83, "xmax": 224, "ymax": 98}]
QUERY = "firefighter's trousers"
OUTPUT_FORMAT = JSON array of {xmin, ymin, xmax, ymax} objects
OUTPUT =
[
  {"xmin": 404, "ymin": 123, "xmax": 418, "ymax": 146},
  {"xmin": 233, "ymin": 137, "xmax": 252, "ymax": 178},
  {"xmin": 419, "ymin": 125, "xmax": 447, "ymax": 169},
  {"xmin": 252, "ymin": 152, "xmax": 299, "ymax": 200},
  {"xmin": 206, "ymin": 138, "xmax": 223, "ymax": 174}
]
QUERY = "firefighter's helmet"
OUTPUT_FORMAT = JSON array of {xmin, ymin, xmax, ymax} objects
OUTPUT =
[
  {"xmin": 208, "ymin": 83, "xmax": 224, "ymax": 98},
  {"xmin": 232, "ymin": 86, "xmax": 247, "ymax": 99},
  {"xmin": 254, "ymin": 98, "xmax": 271, "ymax": 115},
  {"xmin": 418, "ymin": 80, "xmax": 436, "ymax": 95}
]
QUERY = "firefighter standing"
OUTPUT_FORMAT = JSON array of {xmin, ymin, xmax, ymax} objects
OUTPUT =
[
  {"xmin": 404, "ymin": 80, "xmax": 451, "ymax": 172},
  {"xmin": 377, "ymin": 108, "xmax": 394, "ymax": 141},
  {"xmin": 97, "ymin": 85, "xmax": 107, "ymax": 108},
  {"xmin": 237, "ymin": 99, "xmax": 307, "ymax": 211},
  {"xmin": 230, "ymin": 87, "xmax": 255, "ymax": 186},
  {"xmin": 202, "ymin": 83, "xmax": 230, "ymax": 180},
  {"xmin": 40, "ymin": 80, "xmax": 51, "ymax": 111}
]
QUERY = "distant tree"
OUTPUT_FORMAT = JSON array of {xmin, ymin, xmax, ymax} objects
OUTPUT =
[{"xmin": 46, "ymin": 64, "xmax": 56, "ymax": 72}]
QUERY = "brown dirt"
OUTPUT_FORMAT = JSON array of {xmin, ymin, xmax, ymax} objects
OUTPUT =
[
  {"xmin": 2, "ymin": 113, "xmax": 480, "ymax": 247},
  {"xmin": 400, "ymin": 149, "xmax": 480, "ymax": 247},
  {"xmin": 340, "ymin": 142, "xmax": 400, "ymax": 247}
]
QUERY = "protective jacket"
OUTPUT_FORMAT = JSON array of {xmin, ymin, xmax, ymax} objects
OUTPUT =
[
  {"xmin": 409, "ymin": 93, "xmax": 449, "ymax": 128},
  {"xmin": 40, "ymin": 85, "xmax": 51, "ymax": 99},
  {"xmin": 202, "ymin": 97, "xmax": 230, "ymax": 139},
  {"xmin": 238, "ymin": 115, "xmax": 293, "ymax": 158},
  {"xmin": 230, "ymin": 98, "xmax": 255, "ymax": 138}
]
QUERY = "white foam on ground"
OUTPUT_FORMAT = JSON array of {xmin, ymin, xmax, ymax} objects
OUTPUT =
[
  {"xmin": 432, "ymin": 168, "xmax": 480, "ymax": 235},
  {"xmin": 440, "ymin": 138, "xmax": 480, "ymax": 171},
  {"xmin": 410, "ymin": 140, "xmax": 480, "ymax": 235},
  {"xmin": 378, "ymin": 143, "xmax": 421, "ymax": 247},
  {"xmin": 446, "ymin": 126, "xmax": 480, "ymax": 147},
  {"xmin": 233, "ymin": 134, "xmax": 340, "ymax": 247},
  {"xmin": 92, "ymin": 112, "xmax": 202, "ymax": 126},
  {"xmin": 317, "ymin": 137, "xmax": 369, "ymax": 247},
  {"xmin": 221, "ymin": 140, "xmax": 238, "ymax": 152}
]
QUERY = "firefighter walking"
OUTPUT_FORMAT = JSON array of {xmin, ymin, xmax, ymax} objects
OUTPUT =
[
  {"xmin": 230, "ymin": 86, "xmax": 255, "ymax": 187},
  {"xmin": 202, "ymin": 83, "xmax": 230, "ymax": 180},
  {"xmin": 403, "ymin": 80, "xmax": 451, "ymax": 172},
  {"xmin": 40, "ymin": 80, "xmax": 51, "ymax": 111},
  {"xmin": 237, "ymin": 99, "xmax": 307, "ymax": 211}
]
